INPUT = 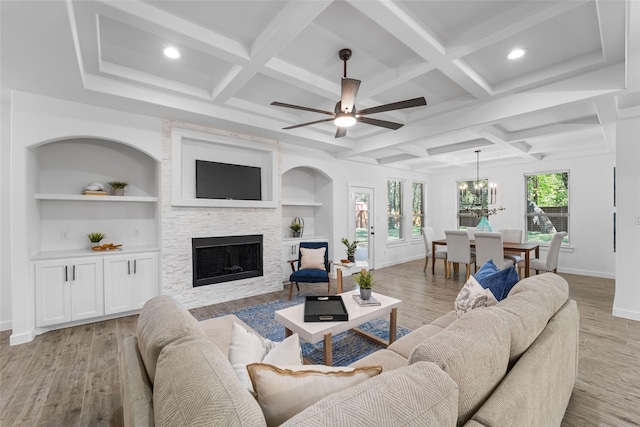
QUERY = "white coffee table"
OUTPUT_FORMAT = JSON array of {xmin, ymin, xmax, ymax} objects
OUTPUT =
[{"xmin": 274, "ymin": 289, "xmax": 402, "ymax": 366}]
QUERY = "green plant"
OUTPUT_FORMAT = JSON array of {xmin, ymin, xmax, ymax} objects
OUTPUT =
[
  {"xmin": 87, "ymin": 232, "xmax": 106, "ymax": 243},
  {"xmin": 354, "ymin": 269, "xmax": 374, "ymax": 289},
  {"xmin": 289, "ymin": 222, "xmax": 302, "ymax": 232},
  {"xmin": 341, "ymin": 238, "xmax": 358, "ymax": 257},
  {"xmin": 107, "ymin": 180, "xmax": 128, "ymax": 189}
]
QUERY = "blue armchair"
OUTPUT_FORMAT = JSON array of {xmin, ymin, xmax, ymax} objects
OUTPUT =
[{"xmin": 288, "ymin": 242, "xmax": 331, "ymax": 300}]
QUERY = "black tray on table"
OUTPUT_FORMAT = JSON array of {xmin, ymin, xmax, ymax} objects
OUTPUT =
[{"xmin": 303, "ymin": 296, "xmax": 349, "ymax": 322}]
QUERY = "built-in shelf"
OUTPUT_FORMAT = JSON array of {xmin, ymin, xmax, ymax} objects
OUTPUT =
[
  {"xmin": 282, "ymin": 201, "xmax": 323, "ymax": 207},
  {"xmin": 31, "ymin": 245, "xmax": 161, "ymax": 261},
  {"xmin": 282, "ymin": 235, "xmax": 330, "ymax": 242},
  {"xmin": 35, "ymin": 194, "xmax": 158, "ymax": 202}
]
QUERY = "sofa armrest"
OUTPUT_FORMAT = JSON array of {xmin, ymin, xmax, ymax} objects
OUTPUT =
[{"xmin": 120, "ymin": 336, "xmax": 154, "ymax": 427}]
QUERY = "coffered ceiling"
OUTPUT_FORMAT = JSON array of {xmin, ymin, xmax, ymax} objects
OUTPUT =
[{"xmin": 2, "ymin": 0, "xmax": 639, "ymax": 173}]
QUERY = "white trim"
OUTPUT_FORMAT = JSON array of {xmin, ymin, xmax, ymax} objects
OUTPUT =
[
  {"xmin": 612, "ymin": 308, "xmax": 640, "ymax": 322},
  {"xmin": 0, "ymin": 320, "xmax": 12, "ymax": 332}
]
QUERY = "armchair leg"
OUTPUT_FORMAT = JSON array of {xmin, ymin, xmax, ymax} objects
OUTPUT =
[{"xmin": 288, "ymin": 281, "xmax": 300, "ymax": 300}]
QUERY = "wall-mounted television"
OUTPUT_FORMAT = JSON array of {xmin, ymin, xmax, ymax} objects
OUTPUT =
[{"xmin": 196, "ymin": 160, "xmax": 262, "ymax": 200}]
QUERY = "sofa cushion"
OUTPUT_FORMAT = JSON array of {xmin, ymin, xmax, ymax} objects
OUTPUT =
[
  {"xmin": 281, "ymin": 361, "xmax": 458, "ymax": 427},
  {"xmin": 229, "ymin": 322, "xmax": 302, "ymax": 391},
  {"xmin": 198, "ymin": 314, "xmax": 256, "ymax": 358},
  {"xmin": 489, "ymin": 272, "xmax": 569, "ymax": 361},
  {"xmin": 247, "ymin": 363, "xmax": 382, "ymax": 426},
  {"xmin": 454, "ymin": 275, "xmax": 498, "ymax": 318},
  {"xmin": 430, "ymin": 311, "xmax": 457, "ymax": 329},
  {"xmin": 388, "ymin": 324, "xmax": 444, "ymax": 358},
  {"xmin": 409, "ymin": 309, "xmax": 511, "ymax": 425},
  {"xmin": 153, "ymin": 335, "xmax": 266, "ymax": 427},
  {"xmin": 136, "ymin": 295, "xmax": 206, "ymax": 385},
  {"xmin": 349, "ymin": 349, "xmax": 408, "ymax": 372}
]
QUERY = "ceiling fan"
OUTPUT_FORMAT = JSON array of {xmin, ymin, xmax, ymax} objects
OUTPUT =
[{"xmin": 271, "ymin": 49, "xmax": 427, "ymax": 138}]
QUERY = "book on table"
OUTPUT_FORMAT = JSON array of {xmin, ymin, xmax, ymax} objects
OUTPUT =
[{"xmin": 352, "ymin": 294, "xmax": 381, "ymax": 306}]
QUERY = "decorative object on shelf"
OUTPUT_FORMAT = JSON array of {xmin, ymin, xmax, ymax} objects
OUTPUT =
[
  {"xmin": 107, "ymin": 180, "xmax": 128, "ymax": 196},
  {"xmin": 353, "ymin": 268, "xmax": 374, "ymax": 300},
  {"xmin": 341, "ymin": 238, "xmax": 358, "ymax": 262},
  {"xmin": 290, "ymin": 217, "xmax": 304, "ymax": 238},
  {"xmin": 82, "ymin": 182, "xmax": 107, "ymax": 196},
  {"xmin": 87, "ymin": 232, "xmax": 107, "ymax": 248},
  {"xmin": 91, "ymin": 243, "xmax": 123, "ymax": 252}
]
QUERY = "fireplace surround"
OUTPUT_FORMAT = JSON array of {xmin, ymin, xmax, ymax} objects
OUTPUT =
[{"xmin": 192, "ymin": 235, "xmax": 263, "ymax": 287}]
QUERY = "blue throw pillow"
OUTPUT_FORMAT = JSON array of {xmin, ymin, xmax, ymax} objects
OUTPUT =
[
  {"xmin": 476, "ymin": 266, "xmax": 519, "ymax": 301},
  {"xmin": 474, "ymin": 259, "xmax": 500, "ymax": 282}
]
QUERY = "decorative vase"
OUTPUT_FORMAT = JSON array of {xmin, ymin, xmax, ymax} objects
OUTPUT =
[
  {"xmin": 292, "ymin": 230, "xmax": 301, "ymax": 238},
  {"xmin": 476, "ymin": 216, "xmax": 492, "ymax": 232},
  {"xmin": 91, "ymin": 241, "xmax": 101, "ymax": 249},
  {"xmin": 113, "ymin": 188, "xmax": 124, "ymax": 196},
  {"xmin": 348, "ymin": 255, "xmax": 355, "ymax": 263},
  {"xmin": 360, "ymin": 288, "xmax": 372, "ymax": 300}
]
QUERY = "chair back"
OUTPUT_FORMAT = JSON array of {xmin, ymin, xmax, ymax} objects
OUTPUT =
[
  {"xmin": 475, "ymin": 232, "xmax": 510, "ymax": 269},
  {"xmin": 465, "ymin": 227, "xmax": 476, "ymax": 239},
  {"xmin": 422, "ymin": 227, "xmax": 436, "ymax": 256},
  {"xmin": 544, "ymin": 232, "xmax": 567, "ymax": 270},
  {"xmin": 445, "ymin": 230, "xmax": 472, "ymax": 263},
  {"xmin": 499, "ymin": 229, "xmax": 523, "ymax": 243},
  {"xmin": 298, "ymin": 241, "xmax": 329, "ymax": 272}
]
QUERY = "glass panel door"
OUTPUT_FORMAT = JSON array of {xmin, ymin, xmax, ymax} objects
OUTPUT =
[{"xmin": 350, "ymin": 186, "xmax": 374, "ymax": 268}]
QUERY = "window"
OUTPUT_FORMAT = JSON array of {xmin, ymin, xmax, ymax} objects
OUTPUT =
[
  {"xmin": 412, "ymin": 182, "xmax": 424, "ymax": 238},
  {"xmin": 457, "ymin": 178, "xmax": 488, "ymax": 229},
  {"xmin": 525, "ymin": 172, "xmax": 569, "ymax": 243},
  {"xmin": 387, "ymin": 179, "xmax": 404, "ymax": 241}
]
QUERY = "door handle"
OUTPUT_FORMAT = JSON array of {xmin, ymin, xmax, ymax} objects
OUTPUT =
[
  {"xmin": 128, "ymin": 260, "xmax": 131, "ymax": 275},
  {"xmin": 134, "ymin": 259, "xmax": 137, "ymax": 274},
  {"xmin": 72, "ymin": 265, "xmax": 76, "ymax": 281},
  {"xmin": 65, "ymin": 266, "xmax": 68, "ymax": 282}
]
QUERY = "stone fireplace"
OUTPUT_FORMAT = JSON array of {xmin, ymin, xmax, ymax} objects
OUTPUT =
[{"xmin": 192, "ymin": 235, "xmax": 263, "ymax": 287}]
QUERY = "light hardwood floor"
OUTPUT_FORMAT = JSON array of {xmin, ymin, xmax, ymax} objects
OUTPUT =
[{"xmin": 1, "ymin": 260, "xmax": 638, "ymax": 426}]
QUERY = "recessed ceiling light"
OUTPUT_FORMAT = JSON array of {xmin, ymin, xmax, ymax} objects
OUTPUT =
[
  {"xmin": 163, "ymin": 46, "xmax": 181, "ymax": 59},
  {"xmin": 507, "ymin": 48, "xmax": 527, "ymax": 60}
]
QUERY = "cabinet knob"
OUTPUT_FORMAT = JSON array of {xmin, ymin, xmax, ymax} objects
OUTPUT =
[
  {"xmin": 128, "ymin": 260, "xmax": 131, "ymax": 275},
  {"xmin": 65, "ymin": 266, "xmax": 68, "ymax": 282},
  {"xmin": 72, "ymin": 265, "xmax": 76, "ymax": 281}
]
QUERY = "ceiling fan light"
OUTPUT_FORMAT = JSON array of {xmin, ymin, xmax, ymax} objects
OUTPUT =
[{"xmin": 334, "ymin": 114, "xmax": 356, "ymax": 127}]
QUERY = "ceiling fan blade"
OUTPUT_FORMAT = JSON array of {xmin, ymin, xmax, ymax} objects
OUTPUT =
[
  {"xmin": 271, "ymin": 101, "xmax": 335, "ymax": 116},
  {"xmin": 357, "ymin": 116, "xmax": 404, "ymax": 130},
  {"xmin": 335, "ymin": 127, "xmax": 347, "ymax": 138},
  {"xmin": 357, "ymin": 97, "xmax": 427, "ymax": 116},
  {"xmin": 340, "ymin": 78, "xmax": 361, "ymax": 113},
  {"xmin": 282, "ymin": 117, "xmax": 335, "ymax": 130}
]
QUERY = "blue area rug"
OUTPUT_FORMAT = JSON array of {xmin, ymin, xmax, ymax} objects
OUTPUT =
[{"xmin": 213, "ymin": 294, "xmax": 411, "ymax": 366}]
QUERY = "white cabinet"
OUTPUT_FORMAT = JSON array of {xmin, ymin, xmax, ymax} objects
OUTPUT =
[
  {"xmin": 104, "ymin": 252, "xmax": 158, "ymax": 315},
  {"xmin": 35, "ymin": 257, "xmax": 104, "ymax": 327}
]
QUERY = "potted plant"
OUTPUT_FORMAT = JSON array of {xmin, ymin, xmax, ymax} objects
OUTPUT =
[
  {"xmin": 107, "ymin": 180, "xmax": 128, "ymax": 196},
  {"xmin": 87, "ymin": 232, "xmax": 106, "ymax": 248},
  {"xmin": 290, "ymin": 222, "xmax": 302, "ymax": 238},
  {"xmin": 354, "ymin": 269, "xmax": 374, "ymax": 300},
  {"xmin": 341, "ymin": 238, "xmax": 358, "ymax": 262}
]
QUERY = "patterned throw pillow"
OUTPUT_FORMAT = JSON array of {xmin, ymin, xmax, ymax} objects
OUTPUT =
[
  {"xmin": 247, "ymin": 363, "xmax": 382, "ymax": 426},
  {"xmin": 455, "ymin": 275, "xmax": 498, "ymax": 318},
  {"xmin": 299, "ymin": 247, "xmax": 326, "ymax": 270}
]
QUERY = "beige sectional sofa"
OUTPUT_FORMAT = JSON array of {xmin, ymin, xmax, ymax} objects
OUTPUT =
[{"xmin": 120, "ymin": 272, "xmax": 578, "ymax": 426}]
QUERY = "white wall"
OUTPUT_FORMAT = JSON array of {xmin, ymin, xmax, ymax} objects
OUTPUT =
[
  {"xmin": 429, "ymin": 155, "xmax": 616, "ymax": 278},
  {"xmin": 1, "ymin": 102, "xmax": 11, "ymax": 329},
  {"xmin": 613, "ymin": 117, "xmax": 640, "ymax": 321}
]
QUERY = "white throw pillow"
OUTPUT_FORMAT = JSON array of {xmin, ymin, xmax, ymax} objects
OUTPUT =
[
  {"xmin": 454, "ymin": 275, "xmax": 498, "ymax": 318},
  {"xmin": 228, "ymin": 322, "xmax": 302, "ymax": 392},
  {"xmin": 299, "ymin": 247, "xmax": 326, "ymax": 270},
  {"xmin": 247, "ymin": 363, "xmax": 383, "ymax": 426}
]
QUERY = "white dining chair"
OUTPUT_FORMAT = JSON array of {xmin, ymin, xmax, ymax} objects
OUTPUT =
[
  {"xmin": 499, "ymin": 229, "xmax": 524, "ymax": 272},
  {"xmin": 519, "ymin": 232, "xmax": 567, "ymax": 275},
  {"xmin": 465, "ymin": 227, "xmax": 476, "ymax": 239},
  {"xmin": 444, "ymin": 230, "xmax": 476, "ymax": 281},
  {"xmin": 474, "ymin": 232, "xmax": 515, "ymax": 270},
  {"xmin": 422, "ymin": 227, "xmax": 448, "ymax": 274}
]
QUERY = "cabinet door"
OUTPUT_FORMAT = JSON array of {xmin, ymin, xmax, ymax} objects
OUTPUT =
[
  {"xmin": 282, "ymin": 243, "xmax": 299, "ymax": 282},
  {"xmin": 131, "ymin": 253, "xmax": 158, "ymax": 310},
  {"xmin": 71, "ymin": 257, "xmax": 104, "ymax": 321},
  {"xmin": 35, "ymin": 259, "xmax": 72, "ymax": 326},
  {"xmin": 104, "ymin": 255, "xmax": 133, "ymax": 315}
]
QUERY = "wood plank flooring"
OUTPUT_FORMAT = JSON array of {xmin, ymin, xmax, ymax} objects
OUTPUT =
[{"xmin": 1, "ymin": 260, "xmax": 638, "ymax": 426}]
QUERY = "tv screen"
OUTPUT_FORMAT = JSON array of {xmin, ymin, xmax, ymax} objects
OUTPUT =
[{"xmin": 196, "ymin": 160, "xmax": 262, "ymax": 200}]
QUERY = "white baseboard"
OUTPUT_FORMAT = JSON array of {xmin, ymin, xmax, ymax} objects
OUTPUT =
[
  {"xmin": 557, "ymin": 267, "xmax": 615, "ymax": 279},
  {"xmin": 612, "ymin": 308, "xmax": 640, "ymax": 322},
  {"xmin": 375, "ymin": 254, "xmax": 424, "ymax": 270},
  {"xmin": 9, "ymin": 329, "xmax": 35, "ymax": 346},
  {"xmin": 0, "ymin": 320, "xmax": 12, "ymax": 331}
]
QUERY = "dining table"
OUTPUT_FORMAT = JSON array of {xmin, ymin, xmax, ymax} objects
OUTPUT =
[{"xmin": 432, "ymin": 239, "xmax": 540, "ymax": 278}]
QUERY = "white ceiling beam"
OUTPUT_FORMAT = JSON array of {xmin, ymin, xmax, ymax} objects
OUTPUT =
[{"xmin": 624, "ymin": 0, "xmax": 640, "ymax": 90}]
